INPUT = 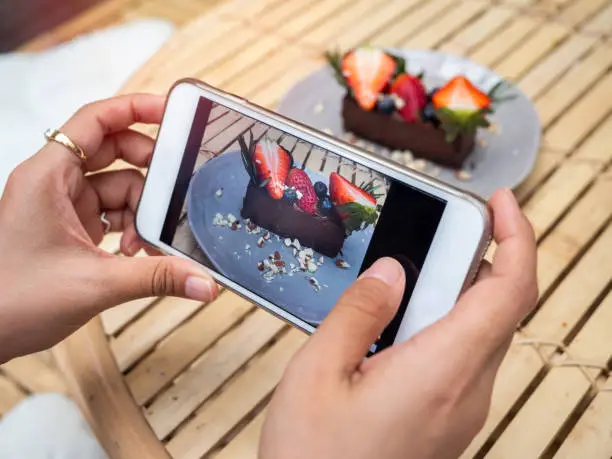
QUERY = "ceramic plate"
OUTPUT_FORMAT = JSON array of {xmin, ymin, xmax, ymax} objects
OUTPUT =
[
  {"xmin": 187, "ymin": 151, "xmax": 375, "ymax": 324},
  {"xmin": 276, "ymin": 49, "xmax": 541, "ymax": 198}
]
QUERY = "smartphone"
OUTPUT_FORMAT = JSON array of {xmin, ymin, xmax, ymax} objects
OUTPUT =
[{"xmin": 136, "ymin": 79, "xmax": 491, "ymax": 354}]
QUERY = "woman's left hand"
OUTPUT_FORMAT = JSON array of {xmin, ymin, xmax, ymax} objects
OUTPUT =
[{"xmin": 0, "ymin": 94, "xmax": 218, "ymax": 363}]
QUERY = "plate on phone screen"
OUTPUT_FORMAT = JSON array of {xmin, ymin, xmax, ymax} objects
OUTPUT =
[
  {"xmin": 187, "ymin": 151, "xmax": 376, "ymax": 325},
  {"xmin": 276, "ymin": 49, "xmax": 541, "ymax": 198}
]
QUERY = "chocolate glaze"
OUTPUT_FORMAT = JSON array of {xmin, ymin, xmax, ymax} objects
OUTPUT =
[
  {"xmin": 342, "ymin": 96, "xmax": 475, "ymax": 169},
  {"xmin": 241, "ymin": 183, "xmax": 346, "ymax": 258}
]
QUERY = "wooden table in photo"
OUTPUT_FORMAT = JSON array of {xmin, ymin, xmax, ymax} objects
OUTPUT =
[{"xmin": 51, "ymin": 0, "xmax": 612, "ymax": 458}]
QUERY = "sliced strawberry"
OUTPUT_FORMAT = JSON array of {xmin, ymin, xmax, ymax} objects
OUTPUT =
[
  {"xmin": 432, "ymin": 76, "xmax": 491, "ymax": 113},
  {"xmin": 329, "ymin": 172, "xmax": 376, "ymax": 208},
  {"xmin": 329, "ymin": 173, "xmax": 378, "ymax": 234},
  {"xmin": 342, "ymin": 48, "xmax": 396, "ymax": 111},
  {"xmin": 253, "ymin": 137, "xmax": 291, "ymax": 200},
  {"xmin": 286, "ymin": 168, "xmax": 317, "ymax": 214},
  {"xmin": 431, "ymin": 76, "xmax": 493, "ymax": 143},
  {"xmin": 390, "ymin": 73, "xmax": 428, "ymax": 123}
]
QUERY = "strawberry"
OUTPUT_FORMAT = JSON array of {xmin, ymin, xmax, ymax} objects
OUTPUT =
[
  {"xmin": 431, "ymin": 76, "xmax": 493, "ymax": 143},
  {"xmin": 287, "ymin": 168, "xmax": 317, "ymax": 214},
  {"xmin": 432, "ymin": 76, "xmax": 491, "ymax": 113},
  {"xmin": 342, "ymin": 48, "xmax": 396, "ymax": 111},
  {"xmin": 329, "ymin": 173, "xmax": 379, "ymax": 234},
  {"xmin": 390, "ymin": 73, "xmax": 428, "ymax": 123},
  {"xmin": 253, "ymin": 137, "xmax": 291, "ymax": 200}
]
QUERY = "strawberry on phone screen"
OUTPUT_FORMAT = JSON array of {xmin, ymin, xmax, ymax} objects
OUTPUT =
[
  {"xmin": 253, "ymin": 137, "xmax": 291, "ymax": 199},
  {"xmin": 329, "ymin": 172, "xmax": 380, "ymax": 234},
  {"xmin": 287, "ymin": 168, "xmax": 317, "ymax": 214}
]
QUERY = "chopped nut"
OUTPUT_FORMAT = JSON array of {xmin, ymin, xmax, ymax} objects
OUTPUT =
[
  {"xmin": 231, "ymin": 222, "xmax": 238, "ymax": 230},
  {"xmin": 245, "ymin": 244, "xmax": 250, "ymax": 251},
  {"xmin": 323, "ymin": 127, "xmax": 334, "ymax": 136},
  {"xmin": 274, "ymin": 260, "xmax": 286, "ymax": 268},
  {"xmin": 284, "ymin": 238, "xmax": 292, "ymax": 247},
  {"xmin": 263, "ymin": 231, "xmax": 271, "ymax": 240},
  {"xmin": 335, "ymin": 259, "xmax": 350, "ymax": 269},
  {"xmin": 257, "ymin": 262, "xmax": 264, "ymax": 271},
  {"xmin": 411, "ymin": 159, "xmax": 427, "ymax": 171},
  {"xmin": 455, "ymin": 169, "xmax": 473, "ymax": 181},
  {"xmin": 293, "ymin": 239, "xmax": 301, "ymax": 250},
  {"xmin": 390, "ymin": 151, "xmax": 405, "ymax": 163},
  {"xmin": 274, "ymin": 250, "xmax": 281, "ymax": 260},
  {"xmin": 257, "ymin": 237, "xmax": 265, "ymax": 248},
  {"xmin": 215, "ymin": 188, "xmax": 223, "ymax": 198}
]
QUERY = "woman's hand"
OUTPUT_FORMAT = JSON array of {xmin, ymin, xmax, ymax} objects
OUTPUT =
[
  {"xmin": 260, "ymin": 189, "xmax": 538, "ymax": 459},
  {"xmin": 0, "ymin": 94, "xmax": 218, "ymax": 363}
]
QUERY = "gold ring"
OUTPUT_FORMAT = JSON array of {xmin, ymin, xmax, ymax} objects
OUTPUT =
[{"xmin": 44, "ymin": 128, "xmax": 87, "ymax": 161}]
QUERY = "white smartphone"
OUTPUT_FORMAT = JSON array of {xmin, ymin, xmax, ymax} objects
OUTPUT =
[{"xmin": 136, "ymin": 79, "xmax": 491, "ymax": 354}]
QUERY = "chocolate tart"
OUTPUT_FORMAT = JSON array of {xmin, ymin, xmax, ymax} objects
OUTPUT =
[
  {"xmin": 342, "ymin": 96, "xmax": 475, "ymax": 169},
  {"xmin": 241, "ymin": 183, "xmax": 346, "ymax": 258}
]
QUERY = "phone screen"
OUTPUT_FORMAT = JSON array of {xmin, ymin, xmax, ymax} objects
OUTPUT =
[{"xmin": 159, "ymin": 97, "xmax": 447, "ymax": 351}]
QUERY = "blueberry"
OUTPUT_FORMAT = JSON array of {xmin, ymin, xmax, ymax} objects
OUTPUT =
[
  {"xmin": 428, "ymin": 87, "xmax": 440, "ymax": 102},
  {"xmin": 421, "ymin": 102, "xmax": 440, "ymax": 127},
  {"xmin": 284, "ymin": 188, "xmax": 298, "ymax": 203},
  {"xmin": 375, "ymin": 96, "xmax": 395, "ymax": 114},
  {"xmin": 314, "ymin": 181, "xmax": 328, "ymax": 198},
  {"xmin": 320, "ymin": 196, "xmax": 333, "ymax": 211}
]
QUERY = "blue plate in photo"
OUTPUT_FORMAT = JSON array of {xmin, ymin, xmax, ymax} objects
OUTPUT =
[{"xmin": 187, "ymin": 151, "xmax": 375, "ymax": 324}]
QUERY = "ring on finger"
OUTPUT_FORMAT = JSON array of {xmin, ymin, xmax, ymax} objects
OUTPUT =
[{"xmin": 100, "ymin": 212, "xmax": 111, "ymax": 234}]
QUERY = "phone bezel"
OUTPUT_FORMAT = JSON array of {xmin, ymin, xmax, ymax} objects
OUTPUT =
[{"xmin": 136, "ymin": 79, "xmax": 492, "ymax": 345}]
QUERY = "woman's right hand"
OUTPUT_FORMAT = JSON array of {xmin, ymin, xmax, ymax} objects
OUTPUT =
[{"xmin": 260, "ymin": 188, "xmax": 538, "ymax": 459}]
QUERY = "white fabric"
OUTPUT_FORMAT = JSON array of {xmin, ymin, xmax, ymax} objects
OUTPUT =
[
  {"xmin": 0, "ymin": 19, "xmax": 175, "ymax": 192},
  {"xmin": 0, "ymin": 394, "xmax": 109, "ymax": 459}
]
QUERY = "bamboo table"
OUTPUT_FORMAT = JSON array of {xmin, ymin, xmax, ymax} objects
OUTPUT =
[{"xmin": 54, "ymin": 0, "xmax": 612, "ymax": 457}]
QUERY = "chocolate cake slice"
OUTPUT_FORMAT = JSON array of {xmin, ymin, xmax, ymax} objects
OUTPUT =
[
  {"xmin": 241, "ymin": 183, "xmax": 345, "ymax": 258},
  {"xmin": 342, "ymin": 96, "xmax": 475, "ymax": 169}
]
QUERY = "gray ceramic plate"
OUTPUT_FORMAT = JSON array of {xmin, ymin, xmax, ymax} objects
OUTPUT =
[
  {"xmin": 277, "ymin": 49, "xmax": 541, "ymax": 198},
  {"xmin": 187, "ymin": 151, "xmax": 375, "ymax": 324}
]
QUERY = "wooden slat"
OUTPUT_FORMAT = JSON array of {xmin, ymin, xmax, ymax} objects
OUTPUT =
[
  {"xmin": 126, "ymin": 292, "xmax": 253, "ymax": 406},
  {"xmin": 469, "ymin": 15, "xmax": 541, "ymax": 67},
  {"xmin": 401, "ymin": 1, "xmax": 489, "ymax": 50},
  {"xmin": 327, "ymin": 0, "xmax": 425, "ymax": 50},
  {"xmin": 0, "ymin": 373, "xmax": 27, "ymax": 415},
  {"xmin": 581, "ymin": 1, "xmax": 612, "ymax": 33},
  {"xmin": 296, "ymin": 0, "xmax": 382, "ymax": 47},
  {"xmin": 534, "ymin": 178, "xmax": 612, "ymax": 296},
  {"xmin": 166, "ymin": 330, "xmax": 306, "ymax": 459},
  {"xmin": 555, "ymin": 391, "xmax": 612, "ymax": 458},
  {"xmin": 526, "ymin": 223, "xmax": 612, "ymax": 342},
  {"xmin": 439, "ymin": 6, "xmax": 516, "ymax": 55},
  {"xmin": 274, "ymin": 0, "xmax": 356, "ymax": 41},
  {"xmin": 556, "ymin": 0, "xmax": 610, "ymax": 26},
  {"xmin": 535, "ymin": 42, "xmax": 612, "ymax": 127},
  {"xmin": 494, "ymin": 22, "xmax": 569, "ymax": 81},
  {"xmin": 486, "ymin": 291, "xmax": 612, "ymax": 458},
  {"xmin": 544, "ymin": 71, "xmax": 612, "ymax": 152},
  {"xmin": 1, "ymin": 354, "xmax": 66, "ymax": 394},
  {"xmin": 514, "ymin": 149, "xmax": 566, "ymax": 203},
  {"xmin": 146, "ymin": 309, "xmax": 286, "ymax": 439},
  {"xmin": 462, "ymin": 199, "xmax": 612, "ymax": 457},
  {"xmin": 110, "ymin": 297, "xmax": 206, "ymax": 372},
  {"xmin": 523, "ymin": 113, "xmax": 612, "ymax": 238},
  {"xmin": 518, "ymin": 34, "xmax": 598, "ymax": 99},
  {"xmin": 369, "ymin": 0, "xmax": 456, "ymax": 47},
  {"xmin": 101, "ymin": 297, "xmax": 158, "ymax": 336},
  {"xmin": 213, "ymin": 409, "xmax": 267, "ymax": 459},
  {"xmin": 53, "ymin": 319, "xmax": 171, "ymax": 459}
]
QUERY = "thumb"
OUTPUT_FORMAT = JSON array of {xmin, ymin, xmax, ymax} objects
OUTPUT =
[
  {"xmin": 303, "ymin": 257, "xmax": 405, "ymax": 378},
  {"xmin": 100, "ymin": 255, "xmax": 219, "ymax": 306}
]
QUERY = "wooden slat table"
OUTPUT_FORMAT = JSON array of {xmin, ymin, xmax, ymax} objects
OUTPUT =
[{"xmin": 52, "ymin": 0, "xmax": 612, "ymax": 458}]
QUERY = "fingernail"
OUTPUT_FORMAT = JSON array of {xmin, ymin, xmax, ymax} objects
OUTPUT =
[
  {"xmin": 185, "ymin": 276, "xmax": 216, "ymax": 301},
  {"xmin": 359, "ymin": 257, "xmax": 403, "ymax": 286}
]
